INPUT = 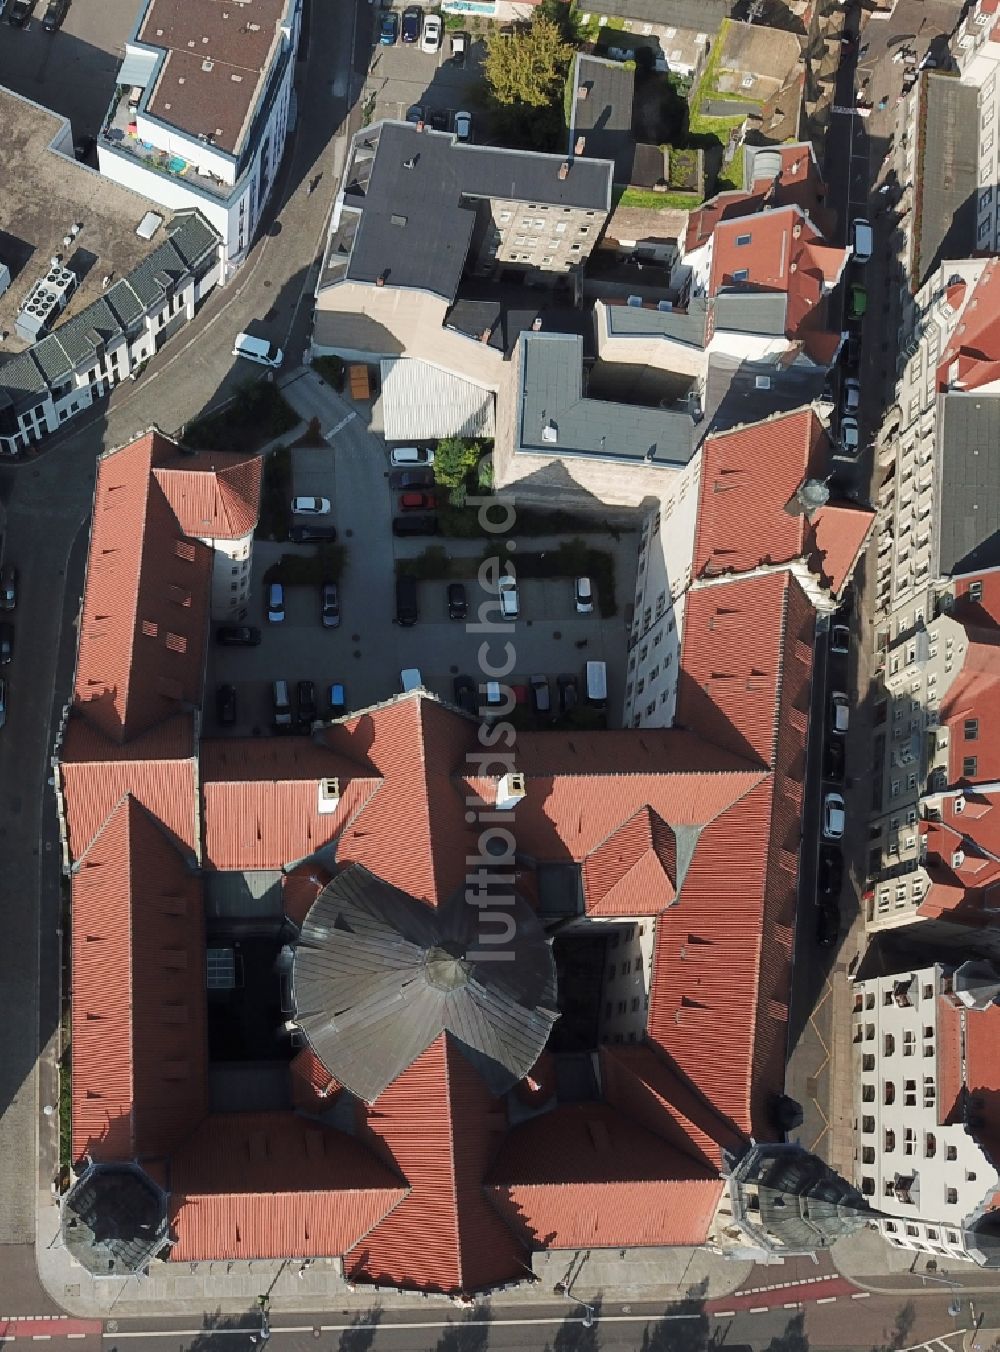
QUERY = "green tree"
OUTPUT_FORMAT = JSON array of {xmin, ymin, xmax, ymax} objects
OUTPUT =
[
  {"xmin": 484, "ymin": 16, "xmax": 574, "ymax": 108},
  {"xmin": 433, "ymin": 437, "xmax": 481, "ymax": 491}
]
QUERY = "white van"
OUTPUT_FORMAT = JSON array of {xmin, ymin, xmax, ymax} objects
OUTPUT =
[
  {"xmin": 585, "ymin": 660, "xmax": 607, "ymax": 708},
  {"xmin": 233, "ymin": 332, "xmax": 284, "ymax": 368},
  {"xmin": 851, "ymin": 219, "xmax": 873, "ymax": 264},
  {"xmin": 389, "ymin": 446, "xmax": 435, "ymax": 467}
]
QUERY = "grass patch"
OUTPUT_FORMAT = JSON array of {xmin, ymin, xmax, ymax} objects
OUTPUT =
[
  {"xmin": 257, "ymin": 444, "xmax": 292, "ymax": 542},
  {"xmin": 616, "ymin": 184, "xmax": 700, "ymax": 210},
  {"xmin": 312, "ymin": 355, "xmax": 344, "ymax": 392},
  {"xmin": 264, "ymin": 543, "xmax": 346, "ymax": 586},
  {"xmin": 181, "ymin": 380, "xmax": 298, "ymax": 455}
]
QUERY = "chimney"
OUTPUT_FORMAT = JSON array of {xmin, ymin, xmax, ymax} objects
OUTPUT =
[
  {"xmin": 532, "ymin": 316, "xmax": 543, "ymax": 331},
  {"xmin": 558, "ymin": 161, "xmax": 570, "ymax": 180},
  {"xmin": 575, "ymin": 136, "xmax": 586, "ymax": 156},
  {"xmin": 577, "ymin": 84, "xmax": 589, "ymax": 100},
  {"xmin": 317, "ymin": 777, "xmax": 341, "ymax": 814},
  {"xmin": 496, "ymin": 771, "xmax": 526, "ymax": 811},
  {"xmin": 376, "ymin": 271, "xmax": 387, "ymax": 287},
  {"xmin": 480, "ymin": 328, "xmax": 492, "ymax": 342}
]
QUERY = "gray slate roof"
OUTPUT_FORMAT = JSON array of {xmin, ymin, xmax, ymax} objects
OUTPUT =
[
  {"xmin": 516, "ymin": 331, "xmax": 697, "ymax": 466},
  {"xmin": 61, "ymin": 1164, "xmax": 168, "ymax": 1277},
  {"xmin": 935, "ymin": 392, "xmax": 1000, "ymax": 575},
  {"xmin": 569, "ymin": 55, "xmax": 639, "ymax": 184},
  {"xmin": 585, "ymin": 0, "xmax": 733, "ymax": 34},
  {"xmin": 342, "ymin": 122, "xmax": 613, "ymax": 302},
  {"xmin": 916, "ymin": 74, "xmax": 979, "ymax": 288},
  {"xmin": 292, "ymin": 863, "xmax": 558, "ymax": 1104}
]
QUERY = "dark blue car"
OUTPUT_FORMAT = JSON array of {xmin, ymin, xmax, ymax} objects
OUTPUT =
[
  {"xmin": 401, "ymin": 6, "xmax": 421, "ymax": 42},
  {"xmin": 379, "ymin": 11, "xmax": 398, "ymax": 43}
]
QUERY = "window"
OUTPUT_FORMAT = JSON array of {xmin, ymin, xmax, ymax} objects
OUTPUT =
[
  {"xmin": 970, "ymin": 580, "xmax": 984, "ymax": 602},
  {"xmin": 884, "ymin": 1033, "xmax": 895, "ymax": 1054},
  {"xmin": 617, "ymin": 1001, "xmax": 626, "ymax": 1015},
  {"xmin": 862, "ymin": 1146, "xmax": 875, "ymax": 1164},
  {"xmin": 946, "ymin": 1144, "xmax": 957, "ymax": 1161},
  {"xmin": 732, "ymin": 267, "xmax": 750, "ymax": 282},
  {"xmin": 963, "ymin": 756, "xmax": 978, "ymax": 777},
  {"xmin": 862, "ymin": 1116, "xmax": 875, "ymax": 1133},
  {"xmin": 735, "ymin": 233, "xmax": 752, "ymax": 246},
  {"xmin": 946, "ymin": 1187, "xmax": 958, "ymax": 1205}
]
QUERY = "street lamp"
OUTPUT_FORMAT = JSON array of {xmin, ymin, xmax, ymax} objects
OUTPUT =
[{"xmin": 554, "ymin": 1282, "xmax": 595, "ymax": 1329}]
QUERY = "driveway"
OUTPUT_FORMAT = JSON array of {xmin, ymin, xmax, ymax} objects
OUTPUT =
[{"xmin": 366, "ymin": 20, "xmax": 486, "ymax": 130}]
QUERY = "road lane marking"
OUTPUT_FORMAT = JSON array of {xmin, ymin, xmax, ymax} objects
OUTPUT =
[
  {"xmin": 852, "ymin": 1291, "xmax": 871, "ymax": 1299},
  {"xmin": 816, "ymin": 1296, "xmax": 837, "ymax": 1304},
  {"xmin": 749, "ymin": 1307, "xmax": 768, "ymax": 1314},
  {"xmin": 105, "ymin": 1313, "xmax": 705, "ymax": 1339}
]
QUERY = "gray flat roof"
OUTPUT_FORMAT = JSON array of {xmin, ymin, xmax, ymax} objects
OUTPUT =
[
  {"xmin": 715, "ymin": 290, "xmax": 789, "ymax": 337},
  {"xmin": 916, "ymin": 74, "xmax": 978, "ymax": 288},
  {"xmin": 341, "ymin": 122, "xmax": 613, "ymax": 302},
  {"xmin": 585, "ymin": 0, "xmax": 731, "ymax": 33},
  {"xmin": 602, "ymin": 297, "xmax": 709, "ymax": 347},
  {"xmin": 517, "ymin": 331, "xmax": 696, "ymax": 466},
  {"xmin": 936, "ymin": 392, "xmax": 1000, "ymax": 575}
]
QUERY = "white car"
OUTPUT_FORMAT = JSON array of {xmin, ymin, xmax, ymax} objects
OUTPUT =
[
  {"xmin": 830, "ymin": 691, "xmax": 850, "ymax": 735},
  {"xmin": 498, "ymin": 573, "xmax": 519, "ymax": 619},
  {"xmin": 389, "ymin": 446, "xmax": 435, "ymax": 468},
  {"xmin": 839, "ymin": 416, "xmax": 860, "ymax": 456},
  {"xmin": 421, "ymin": 13, "xmax": 442, "ymax": 52},
  {"xmin": 291, "ymin": 496, "xmax": 331, "ymax": 515},
  {"xmin": 841, "ymin": 377, "xmax": 861, "ymax": 413},
  {"xmin": 401, "ymin": 668, "xmax": 423, "ymax": 692},
  {"xmin": 575, "ymin": 576, "xmax": 594, "ymax": 614},
  {"xmin": 823, "ymin": 791, "xmax": 846, "ymax": 840},
  {"xmin": 453, "ymin": 110, "xmax": 472, "ymax": 142}
]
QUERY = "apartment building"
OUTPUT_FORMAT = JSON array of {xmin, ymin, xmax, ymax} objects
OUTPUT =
[
  {"xmin": 852, "ymin": 959, "xmax": 1000, "ymax": 1265},
  {"xmin": 99, "ymin": 0, "xmax": 302, "ymax": 276},
  {"xmin": 0, "ymin": 211, "xmax": 221, "ymax": 457}
]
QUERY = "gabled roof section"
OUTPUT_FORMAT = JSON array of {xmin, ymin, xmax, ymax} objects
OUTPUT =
[
  {"xmin": 168, "ymin": 1113, "xmax": 406, "ymax": 1260},
  {"xmin": 583, "ymin": 806, "xmax": 679, "ymax": 915},
  {"xmin": 937, "ymin": 260, "xmax": 1000, "ymax": 393},
  {"xmin": 686, "ymin": 143, "xmax": 829, "ymax": 253},
  {"xmin": 486, "ymin": 1103, "xmax": 724, "ymax": 1249},
  {"xmin": 346, "ymin": 1035, "xmax": 527, "ymax": 1294},
  {"xmin": 73, "ymin": 430, "xmax": 215, "ymax": 744},
  {"xmin": 152, "ymin": 449, "xmax": 262, "ymax": 541}
]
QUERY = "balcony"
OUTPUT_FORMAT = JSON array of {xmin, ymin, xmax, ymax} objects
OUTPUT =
[{"xmin": 101, "ymin": 96, "xmax": 233, "ymax": 202}]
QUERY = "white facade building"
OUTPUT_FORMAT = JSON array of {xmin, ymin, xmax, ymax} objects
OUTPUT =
[{"xmin": 98, "ymin": 0, "xmax": 302, "ymax": 277}]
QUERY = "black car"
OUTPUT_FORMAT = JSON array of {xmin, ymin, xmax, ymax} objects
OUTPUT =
[
  {"xmin": 290, "ymin": 523, "xmax": 338, "ymax": 544},
  {"xmin": 0, "ymin": 564, "xmax": 17, "ymax": 611},
  {"xmin": 429, "ymin": 108, "xmax": 448, "ymax": 131},
  {"xmin": 817, "ymin": 845, "xmax": 843, "ymax": 898},
  {"xmin": 816, "ymin": 897, "xmax": 841, "ymax": 948},
  {"xmin": 390, "ymin": 469, "xmax": 435, "ymax": 490},
  {"xmin": 7, "ymin": 0, "xmax": 34, "ymax": 25},
  {"xmin": 297, "ymin": 680, "xmax": 317, "ymax": 725},
  {"xmin": 447, "ymin": 582, "xmax": 468, "ymax": 621},
  {"xmin": 823, "ymin": 738, "xmax": 845, "ymax": 783},
  {"xmin": 401, "ymin": 5, "xmax": 421, "ymax": 42},
  {"xmin": 216, "ymin": 684, "xmax": 236, "ymax": 726},
  {"xmin": 453, "ymin": 674, "xmax": 477, "ymax": 716},
  {"xmin": 216, "ymin": 624, "xmax": 261, "ymax": 646},
  {"xmin": 557, "ymin": 673, "xmax": 578, "ymax": 714},
  {"xmin": 0, "ymin": 623, "xmax": 14, "ymax": 665},
  {"xmin": 392, "ymin": 514, "xmax": 438, "ymax": 537},
  {"xmin": 42, "ymin": 0, "xmax": 68, "ymax": 28}
]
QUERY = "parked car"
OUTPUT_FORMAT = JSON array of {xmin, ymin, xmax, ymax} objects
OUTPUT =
[
  {"xmin": 818, "ymin": 845, "xmax": 844, "ymax": 897},
  {"xmin": 0, "ymin": 677, "xmax": 7, "ymax": 729},
  {"xmin": 848, "ymin": 283, "xmax": 868, "ymax": 320},
  {"xmin": 429, "ymin": 108, "xmax": 448, "ymax": 132},
  {"xmin": 393, "ymin": 514, "xmax": 438, "ymax": 536},
  {"xmin": 851, "ymin": 217, "xmax": 873, "ymax": 263},
  {"xmin": 574, "ymin": 576, "xmax": 594, "ymax": 614},
  {"xmin": 0, "ymin": 564, "xmax": 17, "ymax": 611},
  {"xmin": 401, "ymin": 667, "xmax": 423, "ymax": 692},
  {"xmin": 450, "ymin": 30, "xmax": 467, "ymax": 64},
  {"xmin": 421, "ymin": 11, "xmax": 442, "ymax": 51},
  {"xmin": 297, "ymin": 680, "xmax": 317, "ymax": 724},
  {"xmin": 272, "ymin": 680, "xmax": 293, "ymax": 730},
  {"xmin": 830, "ymin": 690, "xmax": 849, "ymax": 735},
  {"xmin": 401, "ymin": 6, "xmax": 421, "ymax": 42},
  {"xmin": 267, "ymin": 581, "xmax": 285, "ymax": 623},
  {"xmin": 321, "ymin": 581, "xmax": 341, "ymax": 628},
  {"xmin": 328, "ymin": 682, "xmax": 346, "ymax": 717},
  {"xmin": 7, "ymin": 1, "xmax": 34, "ymax": 26},
  {"xmin": 291, "ymin": 495, "xmax": 331, "ymax": 516},
  {"xmin": 824, "ymin": 738, "xmax": 845, "ymax": 783},
  {"xmin": 395, "ymin": 573, "xmax": 418, "ymax": 626},
  {"xmin": 498, "ymin": 573, "xmax": 519, "ymax": 618},
  {"xmin": 216, "ymin": 684, "xmax": 237, "ymax": 726},
  {"xmin": 42, "ymin": 0, "xmax": 68, "ymax": 28},
  {"xmin": 841, "ymin": 377, "xmax": 861, "ymax": 413},
  {"xmin": 400, "ymin": 491, "xmax": 437, "ymax": 511},
  {"xmin": 823, "ymin": 790, "xmax": 846, "ymax": 840},
  {"xmin": 379, "ymin": 10, "xmax": 398, "ymax": 43},
  {"xmin": 530, "ymin": 674, "xmax": 551, "ymax": 719},
  {"xmin": 390, "ymin": 445, "xmax": 434, "ymax": 468},
  {"xmin": 830, "ymin": 622, "xmax": 850, "ymax": 655},
  {"xmin": 390, "ymin": 468, "xmax": 434, "ymax": 490},
  {"xmin": 290, "ymin": 522, "xmax": 338, "ymax": 543},
  {"xmin": 453, "ymin": 673, "xmax": 477, "ymax": 715},
  {"xmin": 453, "ymin": 110, "xmax": 472, "ymax": 142},
  {"xmin": 0, "ymin": 624, "xmax": 13, "ymax": 664},
  {"xmin": 557, "ymin": 673, "xmax": 578, "ymax": 714},
  {"xmin": 448, "ymin": 582, "xmax": 468, "ymax": 620},
  {"xmin": 816, "ymin": 897, "xmax": 841, "ymax": 948},
  {"xmin": 844, "ymin": 334, "xmax": 862, "ymax": 372},
  {"xmin": 216, "ymin": 624, "xmax": 261, "ymax": 646},
  {"xmin": 839, "ymin": 416, "xmax": 860, "ymax": 456}
]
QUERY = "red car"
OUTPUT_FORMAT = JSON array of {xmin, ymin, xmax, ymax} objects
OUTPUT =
[{"xmin": 399, "ymin": 491, "xmax": 437, "ymax": 512}]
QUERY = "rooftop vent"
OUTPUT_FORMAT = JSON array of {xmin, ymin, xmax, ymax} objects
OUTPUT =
[
  {"xmin": 575, "ymin": 136, "xmax": 586, "ymax": 156},
  {"xmin": 531, "ymin": 317, "xmax": 542, "ymax": 331},
  {"xmin": 558, "ymin": 161, "xmax": 570, "ymax": 180},
  {"xmin": 390, "ymin": 213, "xmax": 407, "ymax": 227},
  {"xmin": 403, "ymin": 156, "xmax": 417, "ymax": 170},
  {"xmin": 496, "ymin": 771, "xmax": 526, "ymax": 811},
  {"xmin": 657, "ymin": 300, "xmax": 674, "ymax": 312},
  {"xmin": 318, "ymin": 778, "xmax": 341, "ymax": 815},
  {"xmin": 202, "ymin": 59, "xmax": 214, "ymax": 71},
  {"xmin": 792, "ymin": 222, "xmax": 803, "ymax": 238},
  {"xmin": 952, "ymin": 849, "xmax": 966, "ymax": 868},
  {"xmin": 627, "ymin": 295, "xmax": 642, "ymax": 307},
  {"xmin": 577, "ymin": 84, "xmax": 589, "ymax": 100},
  {"xmin": 541, "ymin": 421, "xmax": 558, "ymax": 444}
]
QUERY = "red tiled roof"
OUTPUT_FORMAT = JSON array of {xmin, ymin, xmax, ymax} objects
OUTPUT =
[
  {"xmin": 290, "ymin": 1046, "xmax": 341, "ymax": 1112},
  {"xmin": 346, "ymin": 1035, "xmax": 526, "ymax": 1294},
  {"xmin": 808, "ymin": 502, "xmax": 875, "ymax": 596},
  {"xmin": 73, "ymin": 432, "xmax": 213, "ymax": 743},
  {"xmin": 486, "ymin": 1103, "xmax": 724, "ymax": 1249},
  {"xmin": 937, "ymin": 260, "xmax": 1000, "ymax": 391},
  {"xmin": 953, "ymin": 570, "xmax": 1000, "ymax": 627},
  {"xmin": 200, "ymin": 737, "xmax": 381, "ymax": 870},
  {"xmin": 152, "ymin": 449, "xmax": 262, "ymax": 540},
  {"xmin": 942, "ymin": 628, "xmax": 1000, "ymax": 784},
  {"xmin": 59, "ymin": 713, "xmax": 197, "ymax": 859},
  {"xmin": 685, "ymin": 144, "xmax": 828, "ymax": 253},
  {"xmin": 583, "ymin": 806, "xmax": 677, "ymax": 915},
  {"xmin": 937, "ymin": 996, "xmax": 965, "ymax": 1126},
  {"xmin": 71, "ymin": 796, "xmax": 207, "ymax": 1162},
  {"xmin": 282, "ymin": 863, "xmax": 332, "ymax": 929},
  {"xmin": 168, "ymin": 1113, "xmax": 406, "ymax": 1260}
]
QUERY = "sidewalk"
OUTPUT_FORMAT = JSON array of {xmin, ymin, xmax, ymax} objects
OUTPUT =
[{"xmin": 833, "ymin": 1227, "xmax": 1000, "ymax": 1295}]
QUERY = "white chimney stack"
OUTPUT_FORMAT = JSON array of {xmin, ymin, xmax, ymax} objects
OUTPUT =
[{"xmin": 496, "ymin": 771, "xmax": 526, "ymax": 811}]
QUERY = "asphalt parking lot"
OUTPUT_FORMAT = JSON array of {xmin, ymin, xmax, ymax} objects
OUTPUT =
[
  {"xmin": 0, "ymin": 0, "xmax": 136, "ymax": 142},
  {"xmin": 365, "ymin": 9, "xmax": 486, "ymax": 132}
]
